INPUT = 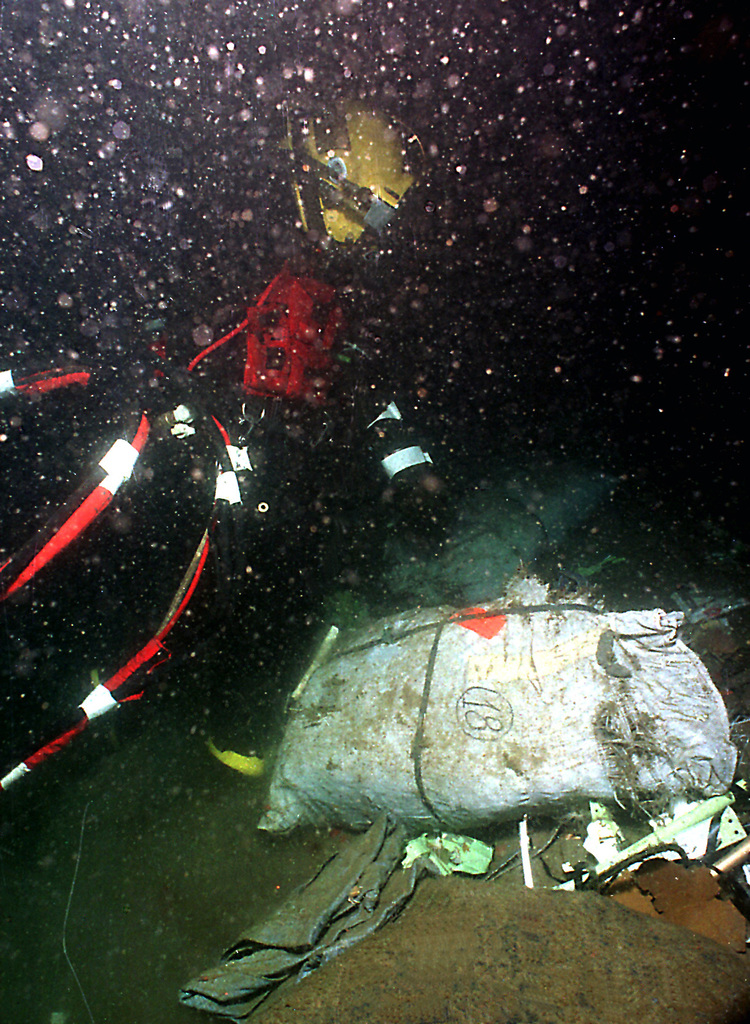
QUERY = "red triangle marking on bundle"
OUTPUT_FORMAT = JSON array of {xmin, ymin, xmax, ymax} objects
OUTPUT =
[{"xmin": 453, "ymin": 608, "xmax": 507, "ymax": 639}]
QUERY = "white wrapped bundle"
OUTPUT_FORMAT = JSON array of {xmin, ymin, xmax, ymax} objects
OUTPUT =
[{"xmin": 260, "ymin": 582, "xmax": 736, "ymax": 833}]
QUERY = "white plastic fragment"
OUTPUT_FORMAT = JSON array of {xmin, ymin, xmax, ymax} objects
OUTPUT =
[
  {"xmin": 366, "ymin": 401, "xmax": 402, "ymax": 428},
  {"xmin": 227, "ymin": 444, "xmax": 253, "ymax": 473},
  {"xmin": 380, "ymin": 445, "xmax": 433, "ymax": 479},
  {"xmin": 519, "ymin": 816, "xmax": 534, "ymax": 888},
  {"xmin": 583, "ymin": 800, "xmax": 624, "ymax": 863}
]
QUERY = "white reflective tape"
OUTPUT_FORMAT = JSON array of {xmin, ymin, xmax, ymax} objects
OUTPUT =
[
  {"xmin": 171, "ymin": 422, "xmax": 196, "ymax": 439},
  {"xmin": 227, "ymin": 445, "xmax": 253, "ymax": 473},
  {"xmin": 173, "ymin": 404, "xmax": 193, "ymax": 423},
  {"xmin": 0, "ymin": 369, "xmax": 15, "ymax": 394},
  {"xmin": 1, "ymin": 762, "xmax": 31, "ymax": 788},
  {"xmin": 215, "ymin": 470, "xmax": 242, "ymax": 505},
  {"xmin": 169, "ymin": 404, "xmax": 195, "ymax": 437},
  {"xmin": 79, "ymin": 682, "xmax": 118, "ymax": 720},
  {"xmin": 98, "ymin": 437, "xmax": 140, "ymax": 493},
  {"xmin": 381, "ymin": 445, "xmax": 433, "ymax": 479},
  {"xmin": 367, "ymin": 401, "xmax": 402, "ymax": 429}
]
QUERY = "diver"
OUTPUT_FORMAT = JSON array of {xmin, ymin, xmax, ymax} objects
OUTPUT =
[
  {"xmin": 176, "ymin": 98, "xmax": 440, "ymax": 592},
  {"xmin": 0, "ymin": 98, "xmax": 439, "ymax": 791},
  {"xmin": 282, "ymin": 99, "xmax": 425, "ymax": 253},
  {"xmin": 182, "ymin": 264, "xmax": 437, "ymax": 535}
]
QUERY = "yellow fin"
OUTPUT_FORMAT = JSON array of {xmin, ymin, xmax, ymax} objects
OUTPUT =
[{"xmin": 206, "ymin": 738, "xmax": 264, "ymax": 777}]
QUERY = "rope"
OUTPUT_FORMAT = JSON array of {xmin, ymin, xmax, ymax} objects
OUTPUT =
[
  {"xmin": 410, "ymin": 622, "xmax": 448, "ymax": 826},
  {"xmin": 335, "ymin": 601, "xmax": 601, "ymax": 660}
]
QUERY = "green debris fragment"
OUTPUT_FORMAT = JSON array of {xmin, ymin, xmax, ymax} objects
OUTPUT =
[
  {"xmin": 574, "ymin": 554, "xmax": 626, "ymax": 578},
  {"xmin": 143, "ymin": 317, "xmax": 167, "ymax": 332},
  {"xmin": 402, "ymin": 832, "xmax": 494, "ymax": 876}
]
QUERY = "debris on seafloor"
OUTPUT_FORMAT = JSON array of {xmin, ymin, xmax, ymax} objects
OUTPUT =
[
  {"xmin": 559, "ymin": 791, "xmax": 750, "ymax": 953},
  {"xmin": 580, "ymin": 792, "xmax": 746, "ymax": 876},
  {"xmin": 206, "ymin": 737, "xmax": 265, "ymax": 777},
  {"xmin": 181, "ymin": 568, "xmax": 750, "ymax": 1021},
  {"xmin": 671, "ymin": 584, "xmax": 750, "ymax": 631},
  {"xmin": 179, "ymin": 785, "xmax": 750, "ymax": 1022},
  {"xmin": 181, "ymin": 808, "xmax": 750, "ymax": 1024},
  {"xmin": 401, "ymin": 832, "xmax": 494, "ymax": 876},
  {"xmin": 607, "ymin": 859, "xmax": 748, "ymax": 952},
  {"xmin": 180, "ymin": 815, "xmax": 423, "ymax": 1020}
]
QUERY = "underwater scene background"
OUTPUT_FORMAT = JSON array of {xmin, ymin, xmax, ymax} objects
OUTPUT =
[{"xmin": 1, "ymin": 1, "xmax": 748, "ymax": 1021}]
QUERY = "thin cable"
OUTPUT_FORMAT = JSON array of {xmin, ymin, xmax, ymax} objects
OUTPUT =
[
  {"xmin": 62, "ymin": 801, "xmax": 95, "ymax": 1024},
  {"xmin": 485, "ymin": 817, "xmax": 575, "ymax": 882}
]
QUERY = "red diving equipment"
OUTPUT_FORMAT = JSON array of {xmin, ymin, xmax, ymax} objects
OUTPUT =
[{"xmin": 188, "ymin": 269, "xmax": 344, "ymax": 406}]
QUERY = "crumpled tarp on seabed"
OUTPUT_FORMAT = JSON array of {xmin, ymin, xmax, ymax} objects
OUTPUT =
[{"xmin": 179, "ymin": 815, "xmax": 421, "ymax": 1020}]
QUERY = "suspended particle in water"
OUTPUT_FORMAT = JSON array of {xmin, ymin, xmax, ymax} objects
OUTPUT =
[
  {"xmin": 29, "ymin": 122, "xmax": 50, "ymax": 141},
  {"xmin": 192, "ymin": 324, "xmax": 213, "ymax": 347}
]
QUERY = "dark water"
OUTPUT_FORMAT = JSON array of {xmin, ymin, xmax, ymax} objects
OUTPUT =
[{"xmin": 1, "ymin": 1, "xmax": 748, "ymax": 1021}]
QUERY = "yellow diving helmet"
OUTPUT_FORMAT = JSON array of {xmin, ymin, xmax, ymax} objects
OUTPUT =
[{"xmin": 284, "ymin": 101, "xmax": 424, "ymax": 247}]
